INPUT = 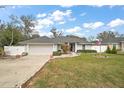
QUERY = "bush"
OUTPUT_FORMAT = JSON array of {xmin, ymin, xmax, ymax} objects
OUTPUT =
[
  {"xmin": 0, "ymin": 47, "xmax": 4, "ymax": 56},
  {"xmin": 106, "ymin": 46, "xmax": 111, "ymax": 53},
  {"xmin": 61, "ymin": 43, "xmax": 70, "ymax": 54},
  {"xmin": 53, "ymin": 51, "xmax": 62, "ymax": 56},
  {"xmin": 111, "ymin": 46, "xmax": 117, "ymax": 54},
  {"xmin": 106, "ymin": 45, "xmax": 117, "ymax": 54},
  {"xmin": 77, "ymin": 50, "xmax": 97, "ymax": 53}
]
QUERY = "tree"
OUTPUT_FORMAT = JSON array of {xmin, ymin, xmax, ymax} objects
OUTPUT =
[
  {"xmin": 20, "ymin": 15, "xmax": 35, "ymax": 38},
  {"xmin": 9, "ymin": 15, "xmax": 36, "ymax": 39},
  {"xmin": 0, "ymin": 20, "xmax": 6, "ymax": 46},
  {"xmin": 88, "ymin": 35, "xmax": 95, "ymax": 42},
  {"xmin": 0, "ymin": 20, "xmax": 6, "ymax": 32},
  {"xmin": 111, "ymin": 45, "xmax": 117, "ymax": 54},
  {"xmin": 106, "ymin": 46, "xmax": 111, "ymax": 54},
  {"xmin": 119, "ymin": 34, "xmax": 124, "ymax": 38},
  {"xmin": 97, "ymin": 31, "xmax": 117, "ymax": 40},
  {"xmin": 0, "ymin": 24, "xmax": 23, "ymax": 47},
  {"xmin": 31, "ymin": 34, "xmax": 40, "ymax": 39},
  {"xmin": 50, "ymin": 27, "xmax": 63, "ymax": 38},
  {"xmin": 0, "ymin": 15, "xmax": 37, "ymax": 47},
  {"xmin": 9, "ymin": 15, "xmax": 21, "ymax": 27}
]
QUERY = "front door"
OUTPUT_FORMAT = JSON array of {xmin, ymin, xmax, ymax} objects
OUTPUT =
[{"xmin": 70, "ymin": 43, "xmax": 75, "ymax": 52}]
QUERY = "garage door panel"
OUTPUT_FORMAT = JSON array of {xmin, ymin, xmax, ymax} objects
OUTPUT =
[{"xmin": 28, "ymin": 44, "xmax": 53, "ymax": 55}]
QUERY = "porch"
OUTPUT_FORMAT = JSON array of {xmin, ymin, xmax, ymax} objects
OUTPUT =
[{"xmin": 55, "ymin": 43, "xmax": 77, "ymax": 53}]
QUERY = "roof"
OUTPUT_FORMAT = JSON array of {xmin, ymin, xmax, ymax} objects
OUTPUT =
[
  {"xmin": 101, "ymin": 37, "xmax": 124, "ymax": 44},
  {"xmin": 90, "ymin": 37, "xmax": 124, "ymax": 44},
  {"xmin": 19, "ymin": 36, "xmax": 124, "ymax": 45},
  {"xmin": 19, "ymin": 36, "xmax": 88, "ymax": 44},
  {"xmin": 19, "ymin": 36, "xmax": 54, "ymax": 44},
  {"xmin": 52, "ymin": 36, "xmax": 88, "ymax": 44}
]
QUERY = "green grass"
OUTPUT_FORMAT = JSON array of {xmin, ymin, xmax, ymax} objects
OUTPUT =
[{"xmin": 27, "ymin": 53, "xmax": 124, "ymax": 88}]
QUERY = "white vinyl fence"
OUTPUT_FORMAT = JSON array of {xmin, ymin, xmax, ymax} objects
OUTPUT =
[
  {"xmin": 4, "ymin": 46, "xmax": 26, "ymax": 56},
  {"xmin": 91, "ymin": 45, "xmax": 107, "ymax": 53},
  {"xmin": 85, "ymin": 45, "xmax": 108, "ymax": 53}
]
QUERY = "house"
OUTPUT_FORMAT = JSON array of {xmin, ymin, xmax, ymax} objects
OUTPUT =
[
  {"xmin": 87, "ymin": 37, "xmax": 124, "ymax": 52},
  {"xmin": 4, "ymin": 36, "xmax": 124, "ymax": 56},
  {"xmin": 19, "ymin": 36, "xmax": 89, "ymax": 55},
  {"xmin": 100, "ymin": 37, "xmax": 124, "ymax": 51}
]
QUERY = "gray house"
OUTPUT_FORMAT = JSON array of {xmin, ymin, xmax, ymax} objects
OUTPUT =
[
  {"xmin": 19, "ymin": 36, "xmax": 124, "ymax": 55},
  {"xmin": 100, "ymin": 37, "xmax": 124, "ymax": 51},
  {"xmin": 19, "ymin": 36, "xmax": 89, "ymax": 55}
]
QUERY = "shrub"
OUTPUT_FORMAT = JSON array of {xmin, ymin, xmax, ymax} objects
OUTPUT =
[
  {"xmin": 106, "ymin": 45, "xmax": 117, "ymax": 54},
  {"xmin": 61, "ymin": 43, "xmax": 70, "ymax": 54},
  {"xmin": 53, "ymin": 51, "xmax": 62, "ymax": 56},
  {"xmin": 111, "ymin": 46, "xmax": 117, "ymax": 54},
  {"xmin": 77, "ymin": 50, "xmax": 97, "ymax": 53},
  {"xmin": 106, "ymin": 46, "xmax": 111, "ymax": 53},
  {"xmin": 0, "ymin": 47, "xmax": 4, "ymax": 56}
]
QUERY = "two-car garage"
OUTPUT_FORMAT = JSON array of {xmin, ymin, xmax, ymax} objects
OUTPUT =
[
  {"xmin": 5, "ymin": 36, "xmax": 54, "ymax": 56},
  {"xmin": 28, "ymin": 44, "xmax": 53, "ymax": 55},
  {"xmin": 18, "ymin": 36, "xmax": 55, "ymax": 56}
]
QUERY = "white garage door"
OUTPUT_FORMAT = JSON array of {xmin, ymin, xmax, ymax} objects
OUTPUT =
[{"xmin": 28, "ymin": 44, "xmax": 53, "ymax": 55}]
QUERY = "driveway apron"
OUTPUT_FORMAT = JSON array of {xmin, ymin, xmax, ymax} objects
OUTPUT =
[{"xmin": 0, "ymin": 55, "xmax": 50, "ymax": 88}]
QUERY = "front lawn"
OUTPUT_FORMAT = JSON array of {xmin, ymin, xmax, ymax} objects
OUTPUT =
[{"xmin": 25, "ymin": 53, "xmax": 124, "ymax": 88}]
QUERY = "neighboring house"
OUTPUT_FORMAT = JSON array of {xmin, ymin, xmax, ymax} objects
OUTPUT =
[
  {"xmin": 101, "ymin": 37, "xmax": 124, "ymax": 51},
  {"xmin": 4, "ymin": 36, "xmax": 124, "ymax": 56},
  {"xmin": 89, "ymin": 37, "xmax": 124, "ymax": 52}
]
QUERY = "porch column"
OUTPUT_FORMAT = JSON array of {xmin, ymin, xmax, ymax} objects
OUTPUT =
[{"xmin": 75, "ymin": 43, "xmax": 77, "ymax": 52}]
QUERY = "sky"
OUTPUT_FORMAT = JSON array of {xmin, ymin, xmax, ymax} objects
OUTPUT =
[{"xmin": 0, "ymin": 5, "xmax": 124, "ymax": 38}]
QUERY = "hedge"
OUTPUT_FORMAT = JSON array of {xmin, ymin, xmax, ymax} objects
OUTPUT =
[
  {"xmin": 0, "ymin": 47, "xmax": 4, "ymax": 56},
  {"xmin": 106, "ymin": 45, "xmax": 117, "ymax": 54},
  {"xmin": 53, "ymin": 51, "xmax": 62, "ymax": 56},
  {"xmin": 77, "ymin": 50, "xmax": 97, "ymax": 53}
]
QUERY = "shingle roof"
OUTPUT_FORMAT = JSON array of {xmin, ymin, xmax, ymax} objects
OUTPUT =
[
  {"xmin": 90, "ymin": 37, "xmax": 124, "ymax": 44},
  {"xmin": 19, "ymin": 36, "xmax": 54, "ymax": 44},
  {"xmin": 19, "ymin": 36, "xmax": 124, "ymax": 45},
  {"xmin": 52, "ymin": 36, "xmax": 88, "ymax": 44},
  {"xmin": 101, "ymin": 37, "xmax": 124, "ymax": 44},
  {"xmin": 19, "ymin": 36, "xmax": 88, "ymax": 44}
]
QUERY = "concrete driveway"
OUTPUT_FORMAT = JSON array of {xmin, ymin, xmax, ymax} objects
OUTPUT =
[{"xmin": 0, "ymin": 55, "xmax": 50, "ymax": 88}]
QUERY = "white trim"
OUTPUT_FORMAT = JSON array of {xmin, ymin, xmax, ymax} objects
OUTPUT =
[
  {"xmin": 27, "ymin": 43, "xmax": 54, "ymax": 45},
  {"xmin": 75, "ymin": 43, "xmax": 77, "ymax": 52}
]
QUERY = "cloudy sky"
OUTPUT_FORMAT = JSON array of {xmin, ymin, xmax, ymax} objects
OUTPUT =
[{"xmin": 0, "ymin": 5, "xmax": 124, "ymax": 37}]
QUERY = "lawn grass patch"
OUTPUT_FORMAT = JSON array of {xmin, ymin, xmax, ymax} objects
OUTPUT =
[{"xmin": 25, "ymin": 53, "xmax": 124, "ymax": 88}]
